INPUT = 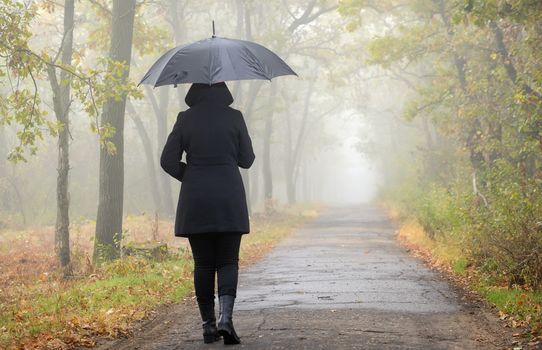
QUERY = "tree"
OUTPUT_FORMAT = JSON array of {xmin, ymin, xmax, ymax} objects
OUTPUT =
[
  {"xmin": 143, "ymin": 86, "xmax": 174, "ymax": 217},
  {"xmin": 0, "ymin": 0, "xmax": 126, "ymax": 269},
  {"xmin": 339, "ymin": 0, "xmax": 542, "ymax": 288},
  {"xmin": 0, "ymin": 1, "xmax": 53, "ymax": 163},
  {"xmin": 257, "ymin": 0, "xmax": 338, "ymax": 211},
  {"xmin": 93, "ymin": 0, "xmax": 137, "ymax": 263},
  {"xmin": 126, "ymin": 100, "xmax": 162, "ymax": 214},
  {"xmin": 46, "ymin": 0, "xmax": 75, "ymax": 277}
]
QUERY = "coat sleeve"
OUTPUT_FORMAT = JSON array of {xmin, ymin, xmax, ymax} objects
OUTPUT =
[
  {"xmin": 160, "ymin": 112, "xmax": 186, "ymax": 181},
  {"xmin": 237, "ymin": 111, "xmax": 255, "ymax": 169}
]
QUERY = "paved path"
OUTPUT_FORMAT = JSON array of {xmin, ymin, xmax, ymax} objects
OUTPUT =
[{"xmin": 94, "ymin": 205, "xmax": 512, "ymax": 349}]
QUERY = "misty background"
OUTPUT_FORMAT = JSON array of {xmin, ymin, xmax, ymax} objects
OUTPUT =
[
  {"xmin": 0, "ymin": 0, "xmax": 391, "ymax": 226},
  {"xmin": 4, "ymin": 0, "xmax": 539, "ymax": 288},
  {"xmin": 3, "ymin": 1, "xmax": 542, "ymax": 347}
]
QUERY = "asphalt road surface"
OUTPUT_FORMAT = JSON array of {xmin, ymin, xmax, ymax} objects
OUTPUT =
[{"xmin": 93, "ymin": 205, "xmax": 513, "ymax": 350}]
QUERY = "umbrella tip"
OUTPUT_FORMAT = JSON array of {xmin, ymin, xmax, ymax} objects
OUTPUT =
[{"xmin": 212, "ymin": 20, "xmax": 216, "ymax": 38}]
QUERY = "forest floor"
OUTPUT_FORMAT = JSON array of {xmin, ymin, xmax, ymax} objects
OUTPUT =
[
  {"xmin": 90, "ymin": 204, "xmax": 522, "ymax": 350},
  {"xmin": 0, "ymin": 207, "xmax": 315, "ymax": 349}
]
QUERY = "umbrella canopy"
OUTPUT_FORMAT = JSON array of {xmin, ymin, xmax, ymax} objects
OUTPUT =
[{"xmin": 138, "ymin": 36, "xmax": 297, "ymax": 87}]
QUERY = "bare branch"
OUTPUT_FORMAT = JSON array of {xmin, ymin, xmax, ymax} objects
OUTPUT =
[
  {"xmin": 281, "ymin": 0, "xmax": 297, "ymax": 20},
  {"xmin": 87, "ymin": 0, "xmax": 111, "ymax": 15},
  {"xmin": 472, "ymin": 171, "xmax": 489, "ymax": 207},
  {"xmin": 287, "ymin": 0, "xmax": 316, "ymax": 32}
]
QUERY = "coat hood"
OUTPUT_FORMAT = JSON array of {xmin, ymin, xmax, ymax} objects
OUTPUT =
[{"xmin": 185, "ymin": 82, "xmax": 234, "ymax": 107}]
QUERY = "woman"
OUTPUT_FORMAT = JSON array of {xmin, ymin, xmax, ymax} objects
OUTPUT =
[{"xmin": 160, "ymin": 82, "xmax": 255, "ymax": 345}]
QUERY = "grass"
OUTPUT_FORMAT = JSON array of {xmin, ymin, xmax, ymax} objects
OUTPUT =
[
  {"xmin": 0, "ymin": 205, "xmax": 318, "ymax": 349},
  {"xmin": 477, "ymin": 284, "xmax": 542, "ymax": 332},
  {"xmin": 0, "ymin": 252, "xmax": 194, "ymax": 348},
  {"xmin": 452, "ymin": 257, "xmax": 468, "ymax": 276},
  {"xmin": 393, "ymin": 215, "xmax": 463, "ymax": 267},
  {"xmin": 384, "ymin": 202, "xmax": 542, "ymax": 336}
]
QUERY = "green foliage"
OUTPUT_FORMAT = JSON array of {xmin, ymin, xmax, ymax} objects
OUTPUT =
[
  {"xmin": 0, "ymin": 209, "xmax": 311, "ymax": 348},
  {"xmin": 465, "ymin": 162, "xmax": 542, "ymax": 288},
  {"xmin": 72, "ymin": 58, "xmax": 143, "ymax": 154},
  {"xmin": 478, "ymin": 284, "xmax": 542, "ymax": 332},
  {"xmin": 341, "ymin": 0, "xmax": 542, "ymax": 292},
  {"xmin": 381, "ymin": 172, "xmax": 470, "ymax": 241},
  {"xmin": 86, "ymin": 1, "xmax": 170, "ymax": 55},
  {"xmin": 337, "ymin": 0, "xmax": 364, "ymax": 31},
  {"xmin": 453, "ymin": 257, "xmax": 468, "ymax": 275},
  {"xmin": 0, "ymin": 255, "xmax": 193, "ymax": 349},
  {"xmin": 0, "ymin": 0, "xmax": 144, "ymax": 161},
  {"xmin": 0, "ymin": 0, "xmax": 49, "ymax": 162}
]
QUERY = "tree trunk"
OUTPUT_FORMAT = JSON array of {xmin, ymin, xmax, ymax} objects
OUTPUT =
[
  {"xmin": 490, "ymin": 21, "xmax": 541, "ymax": 100},
  {"xmin": 5, "ymin": 175, "xmax": 26, "ymax": 224},
  {"xmin": 235, "ymin": 2, "xmax": 257, "ymax": 213},
  {"xmin": 284, "ymin": 108, "xmax": 296, "ymax": 204},
  {"xmin": 158, "ymin": 89, "xmax": 175, "ymax": 216},
  {"xmin": 0, "ymin": 127, "xmax": 7, "ymax": 210},
  {"xmin": 167, "ymin": 0, "xmax": 188, "ymax": 109},
  {"xmin": 285, "ymin": 168, "xmax": 296, "ymax": 204},
  {"xmin": 0, "ymin": 127, "xmax": 5, "ymax": 174},
  {"xmin": 437, "ymin": 0, "xmax": 484, "ymax": 174},
  {"xmin": 126, "ymin": 100, "xmax": 162, "ymax": 214},
  {"xmin": 230, "ymin": 0, "xmax": 244, "ymax": 99},
  {"xmin": 47, "ymin": 0, "xmax": 75, "ymax": 277},
  {"xmin": 240, "ymin": 81, "xmax": 262, "ymax": 213},
  {"xmin": 251, "ymin": 157, "xmax": 260, "ymax": 208},
  {"xmin": 302, "ymin": 160, "xmax": 311, "ymax": 202},
  {"xmin": 262, "ymin": 84, "xmax": 277, "ymax": 214},
  {"xmin": 421, "ymin": 115, "xmax": 439, "ymax": 178},
  {"xmin": 283, "ymin": 80, "xmax": 315, "ymax": 205},
  {"xmin": 145, "ymin": 86, "xmax": 175, "ymax": 217},
  {"xmin": 94, "ymin": 0, "xmax": 136, "ymax": 263}
]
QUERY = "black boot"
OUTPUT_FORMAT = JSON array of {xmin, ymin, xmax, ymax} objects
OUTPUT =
[
  {"xmin": 217, "ymin": 295, "xmax": 241, "ymax": 345},
  {"xmin": 198, "ymin": 302, "xmax": 220, "ymax": 344}
]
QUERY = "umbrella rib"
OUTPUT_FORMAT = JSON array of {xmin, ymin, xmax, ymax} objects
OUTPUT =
[
  {"xmin": 208, "ymin": 39, "xmax": 214, "ymax": 84},
  {"xmin": 225, "ymin": 45, "xmax": 242, "ymax": 80},
  {"xmin": 142, "ymin": 45, "xmax": 182, "ymax": 87},
  {"xmin": 140, "ymin": 36, "xmax": 296, "ymax": 86},
  {"xmin": 243, "ymin": 46, "xmax": 272, "ymax": 80}
]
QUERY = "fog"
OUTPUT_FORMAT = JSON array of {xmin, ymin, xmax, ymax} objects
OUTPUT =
[
  {"xmin": 0, "ymin": 0, "xmax": 418, "ymax": 226},
  {"xmin": 319, "ymin": 119, "xmax": 379, "ymax": 205},
  {"xmin": 3, "ymin": 2, "xmax": 541, "ymax": 346}
]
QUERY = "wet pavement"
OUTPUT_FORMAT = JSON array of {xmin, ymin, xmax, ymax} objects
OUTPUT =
[
  {"xmin": 94, "ymin": 205, "xmax": 512, "ymax": 350},
  {"xmin": 237, "ymin": 205, "xmax": 458, "ymax": 314}
]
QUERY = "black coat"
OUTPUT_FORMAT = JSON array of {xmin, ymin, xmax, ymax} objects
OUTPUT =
[{"xmin": 160, "ymin": 82, "xmax": 255, "ymax": 237}]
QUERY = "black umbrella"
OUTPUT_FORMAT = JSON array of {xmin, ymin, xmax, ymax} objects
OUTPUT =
[{"xmin": 138, "ymin": 24, "xmax": 297, "ymax": 87}]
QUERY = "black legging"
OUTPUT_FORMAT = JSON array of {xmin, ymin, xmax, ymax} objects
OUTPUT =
[{"xmin": 188, "ymin": 233, "xmax": 242, "ymax": 306}]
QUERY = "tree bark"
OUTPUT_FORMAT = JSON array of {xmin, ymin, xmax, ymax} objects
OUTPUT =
[
  {"xmin": 94, "ymin": 0, "xmax": 136, "ymax": 263},
  {"xmin": 46, "ymin": 0, "xmax": 75, "ymax": 277}
]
